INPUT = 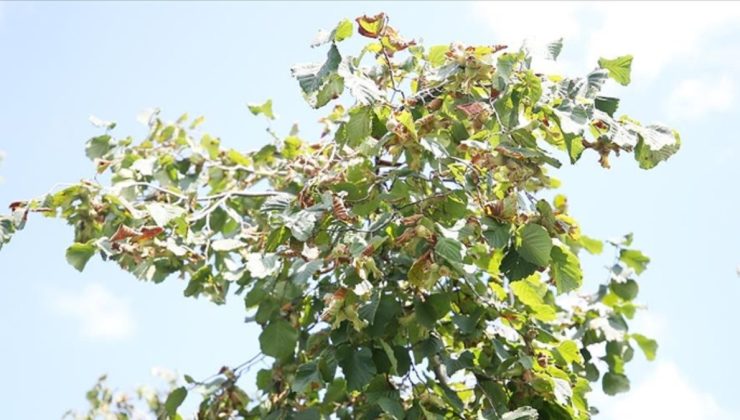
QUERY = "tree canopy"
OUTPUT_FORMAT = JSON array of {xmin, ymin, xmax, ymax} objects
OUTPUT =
[{"xmin": 1, "ymin": 13, "xmax": 679, "ymax": 420}]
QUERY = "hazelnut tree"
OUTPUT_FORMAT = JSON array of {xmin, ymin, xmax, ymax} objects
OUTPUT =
[{"xmin": 1, "ymin": 14, "xmax": 679, "ymax": 420}]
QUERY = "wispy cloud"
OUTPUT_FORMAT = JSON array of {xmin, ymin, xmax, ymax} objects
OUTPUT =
[
  {"xmin": 472, "ymin": 2, "xmax": 740, "ymax": 81},
  {"xmin": 49, "ymin": 283, "xmax": 135, "ymax": 341},
  {"xmin": 588, "ymin": 311, "xmax": 733, "ymax": 419},
  {"xmin": 601, "ymin": 361, "xmax": 733, "ymax": 420},
  {"xmin": 584, "ymin": 3, "xmax": 740, "ymax": 80},
  {"xmin": 664, "ymin": 76, "xmax": 735, "ymax": 121},
  {"xmin": 472, "ymin": 2, "xmax": 585, "ymax": 45}
]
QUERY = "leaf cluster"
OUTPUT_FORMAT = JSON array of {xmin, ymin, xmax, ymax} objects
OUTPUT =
[{"xmin": 1, "ymin": 13, "xmax": 676, "ymax": 420}]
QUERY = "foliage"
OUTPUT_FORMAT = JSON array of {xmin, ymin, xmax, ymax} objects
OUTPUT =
[
  {"xmin": 62, "ymin": 370, "xmax": 179, "ymax": 420},
  {"xmin": 1, "ymin": 13, "xmax": 678, "ymax": 419}
]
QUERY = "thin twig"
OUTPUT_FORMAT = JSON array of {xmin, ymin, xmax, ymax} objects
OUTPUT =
[
  {"xmin": 380, "ymin": 20, "xmax": 406, "ymax": 103},
  {"xmin": 196, "ymin": 190, "xmax": 287, "ymax": 202},
  {"xmin": 113, "ymin": 182, "xmax": 189, "ymax": 202}
]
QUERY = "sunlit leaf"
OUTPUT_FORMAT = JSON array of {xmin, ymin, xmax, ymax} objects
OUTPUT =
[
  {"xmin": 65, "ymin": 242, "xmax": 96, "ymax": 272},
  {"xmin": 598, "ymin": 55, "xmax": 633, "ymax": 86}
]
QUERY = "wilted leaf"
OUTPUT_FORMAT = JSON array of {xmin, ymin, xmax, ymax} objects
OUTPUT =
[{"xmin": 355, "ymin": 13, "xmax": 385, "ymax": 38}]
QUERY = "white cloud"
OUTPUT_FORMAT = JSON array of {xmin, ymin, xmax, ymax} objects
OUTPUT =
[
  {"xmin": 588, "ymin": 312, "xmax": 733, "ymax": 420},
  {"xmin": 473, "ymin": 2, "xmax": 740, "ymax": 80},
  {"xmin": 585, "ymin": 3, "xmax": 740, "ymax": 80},
  {"xmin": 472, "ymin": 2, "xmax": 583, "ymax": 75},
  {"xmin": 50, "ymin": 283, "xmax": 135, "ymax": 340},
  {"xmin": 600, "ymin": 361, "xmax": 733, "ymax": 420},
  {"xmin": 473, "ymin": 2, "xmax": 585, "ymax": 45},
  {"xmin": 664, "ymin": 76, "xmax": 735, "ymax": 120}
]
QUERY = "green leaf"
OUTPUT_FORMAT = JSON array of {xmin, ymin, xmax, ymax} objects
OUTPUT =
[
  {"xmin": 379, "ymin": 340, "xmax": 398, "ymax": 374},
  {"xmin": 501, "ymin": 249, "xmax": 538, "ymax": 281},
  {"xmin": 631, "ymin": 334, "xmax": 658, "ymax": 361},
  {"xmin": 595, "ymin": 96, "xmax": 620, "ymax": 117},
  {"xmin": 337, "ymin": 346, "xmax": 377, "ymax": 390},
  {"xmin": 516, "ymin": 224, "xmax": 552, "ymax": 267},
  {"xmin": 291, "ymin": 44, "xmax": 343, "ymax": 108},
  {"xmin": 482, "ymin": 219, "xmax": 511, "ymax": 249},
  {"xmin": 563, "ymin": 132, "xmax": 585, "ymax": 164},
  {"xmin": 367, "ymin": 295, "xmax": 401, "ymax": 337},
  {"xmin": 211, "ymin": 238, "xmax": 244, "ymax": 252},
  {"xmin": 247, "ymin": 99, "xmax": 275, "ymax": 120},
  {"xmin": 414, "ymin": 293, "xmax": 451, "ymax": 328},
  {"xmin": 502, "ymin": 406, "xmax": 539, "ymax": 420},
  {"xmin": 324, "ymin": 378, "xmax": 347, "ymax": 404},
  {"xmin": 545, "ymin": 38, "xmax": 563, "ymax": 61},
  {"xmin": 256, "ymin": 369, "xmax": 273, "ymax": 391},
  {"xmin": 556, "ymin": 340, "xmax": 583, "ymax": 365},
  {"xmin": 265, "ymin": 226, "xmax": 290, "ymax": 252},
  {"xmin": 146, "ymin": 202, "xmax": 185, "ymax": 227},
  {"xmin": 602, "ymin": 372, "xmax": 630, "ymax": 395},
  {"xmin": 434, "ymin": 237, "xmax": 464, "ymax": 266},
  {"xmin": 428, "ymin": 45, "xmax": 449, "ymax": 67},
  {"xmin": 585, "ymin": 69, "xmax": 609, "ymax": 97},
  {"xmin": 65, "ymin": 242, "xmax": 96, "ymax": 272},
  {"xmin": 611, "ymin": 279, "xmax": 639, "ymax": 301},
  {"xmin": 291, "ymin": 259, "xmax": 323, "ymax": 285},
  {"xmin": 510, "ymin": 276, "xmax": 556, "ymax": 321},
  {"xmin": 292, "ymin": 361, "xmax": 322, "ymax": 393},
  {"xmin": 377, "ymin": 397, "xmax": 404, "ymax": 419},
  {"xmin": 346, "ymin": 106, "xmax": 373, "ymax": 147},
  {"xmin": 259, "ymin": 319, "xmax": 298, "ymax": 361},
  {"xmin": 332, "ymin": 19, "xmax": 353, "ymax": 42},
  {"xmin": 246, "ymin": 253, "xmax": 280, "ymax": 279},
  {"xmin": 85, "ymin": 135, "xmax": 113, "ymax": 160},
  {"xmin": 359, "ymin": 292, "xmax": 381, "ymax": 324},
  {"xmin": 634, "ymin": 125, "xmax": 681, "ymax": 169},
  {"xmin": 339, "ymin": 65, "xmax": 384, "ymax": 105},
  {"xmin": 293, "ymin": 409, "xmax": 321, "ymax": 420},
  {"xmin": 316, "ymin": 75, "xmax": 345, "ymax": 108},
  {"xmin": 550, "ymin": 245, "xmax": 583, "ymax": 294},
  {"xmin": 283, "ymin": 210, "xmax": 317, "ymax": 241},
  {"xmin": 579, "ymin": 235, "xmax": 603, "ymax": 255},
  {"xmin": 164, "ymin": 386, "xmax": 187, "ymax": 418},
  {"xmin": 200, "ymin": 134, "xmax": 220, "ymax": 159},
  {"xmin": 620, "ymin": 249, "xmax": 650, "ymax": 274},
  {"xmin": 598, "ymin": 55, "xmax": 633, "ymax": 86}
]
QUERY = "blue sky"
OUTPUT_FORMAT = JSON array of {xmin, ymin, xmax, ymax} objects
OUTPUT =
[{"xmin": 0, "ymin": 2, "xmax": 738, "ymax": 419}]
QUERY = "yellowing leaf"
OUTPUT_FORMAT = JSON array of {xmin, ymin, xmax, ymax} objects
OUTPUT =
[{"xmin": 355, "ymin": 13, "xmax": 385, "ymax": 38}]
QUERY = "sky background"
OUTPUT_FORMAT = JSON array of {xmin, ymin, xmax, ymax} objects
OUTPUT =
[{"xmin": 0, "ymin": 2, "xmax": 738, "ymax": 419}]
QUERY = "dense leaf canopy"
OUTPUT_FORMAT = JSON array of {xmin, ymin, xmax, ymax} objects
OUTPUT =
[{"xmin": 1, "ymin": 14, "xmax": 678, "ymax": 420}]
